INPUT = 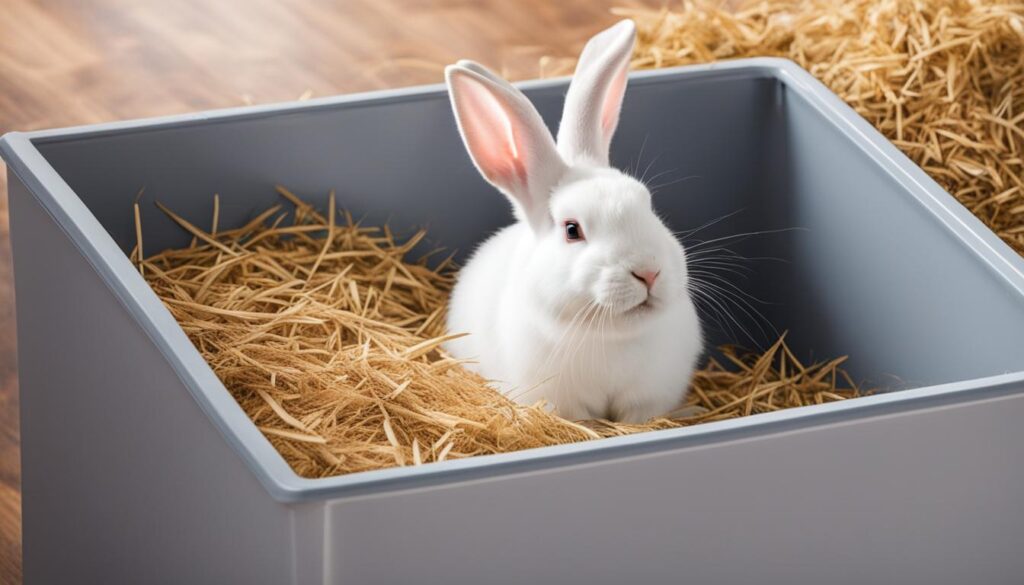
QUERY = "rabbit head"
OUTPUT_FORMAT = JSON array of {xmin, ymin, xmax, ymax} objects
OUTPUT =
[{"xmin": 445, "ymin": 20, "xmax": 691, "ymax": 331}]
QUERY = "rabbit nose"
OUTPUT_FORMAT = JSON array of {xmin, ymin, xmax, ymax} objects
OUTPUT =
[{"xmin": 631, "ymin": 270, "xmax": 660, "ymax": 290}]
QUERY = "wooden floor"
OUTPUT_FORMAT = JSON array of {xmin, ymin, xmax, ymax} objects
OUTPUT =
[{"xmin": 0, "ymin": 0, "xmax": 662, "ymax": 580}]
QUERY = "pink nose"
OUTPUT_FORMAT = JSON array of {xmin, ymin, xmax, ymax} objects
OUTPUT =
[{"xmin": 631, "ymin": 270, "xmax": 660, "ymax": 290}]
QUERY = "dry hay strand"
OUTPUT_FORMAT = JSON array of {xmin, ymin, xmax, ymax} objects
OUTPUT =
[
  {"xmin": 139, "ymin": 188, "xmax": 863, "ymax": 478},
  {"xmin": 540, "ymin": 0, "xmax": 1024, "ymax": 255}
]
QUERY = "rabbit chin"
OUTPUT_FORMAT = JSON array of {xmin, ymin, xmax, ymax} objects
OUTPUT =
[
  {"xmin": 610, "ymin": 295, "xmax": 663, "ymax": 322},
  {"xmin": 597, "ymin": 284, "xmax": 662, "ymax": 314},
  {"xmin": 582, "ymin": 294, "xmax": 668, "ymax": 333}
]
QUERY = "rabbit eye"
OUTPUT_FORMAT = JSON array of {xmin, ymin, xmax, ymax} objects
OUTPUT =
[{"xmin": 564, "ymin": 220, "xmax": 585, "ymax": 242}]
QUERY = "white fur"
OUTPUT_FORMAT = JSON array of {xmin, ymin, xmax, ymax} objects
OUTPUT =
[{"xmin": 444, "ymin": 20, "xmax": 703, "ymax": 423}]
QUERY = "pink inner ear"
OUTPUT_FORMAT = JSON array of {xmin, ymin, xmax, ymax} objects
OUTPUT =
[
  {"xmin": 456, "ymin": 76, "xmax": 527, "ymax": 189},
  {"xmin": 601, "ymin": 60, "xmax": 629, "ymax": 139}
]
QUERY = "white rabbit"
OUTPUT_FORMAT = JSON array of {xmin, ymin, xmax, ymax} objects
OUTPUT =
[{"xmin": 443, "ymin": 20, "xmax": 703, "ymax": 424}]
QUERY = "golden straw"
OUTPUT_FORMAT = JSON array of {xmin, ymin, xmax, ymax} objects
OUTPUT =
[{"xmin": 141, "ymin": 189, "xmax": 863, "ymax": 478}]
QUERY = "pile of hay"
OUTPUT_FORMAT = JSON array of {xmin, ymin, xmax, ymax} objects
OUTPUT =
[
  {"xmin": 138, "ymin": 188, "xmax": 860, "ymax": 478},
  {"xmin": 541, "ymin": 0, "xmax": 1024, "ymax": 254}
]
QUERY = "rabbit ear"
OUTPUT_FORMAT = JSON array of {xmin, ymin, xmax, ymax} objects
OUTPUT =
[
  {"xmin": 446, "ymin": 63, "xmax": 567, "ymax": 231},
  {"xmin": 556, "ymin": 19, "xmax": 636, "ymax": 166},
  {"xmin": 454, "ymin": 60, "xmax": 516, "ymax": 89}
]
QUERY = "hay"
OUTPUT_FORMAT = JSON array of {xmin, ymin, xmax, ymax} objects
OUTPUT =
[
  {"xmin": 139, "ymin": 188, "xmax": 861, "ymax": 478},
  {"xmin": 540, "ymin": 0, "xmax": 1024, "ymax": 254}
]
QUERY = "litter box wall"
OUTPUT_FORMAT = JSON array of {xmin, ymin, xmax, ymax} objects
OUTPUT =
[
  {"xmin": 7, "ymin": 175, "xmax": 298, "ymax": 584},
  {"xmin": 3, "ymin": 59, "xmax": 1024, "ymax": 584}
]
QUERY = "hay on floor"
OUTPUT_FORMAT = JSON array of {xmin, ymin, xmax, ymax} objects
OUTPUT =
[
  {"xmin": 137, "ymin": 188, "xmax": 861, "ymax": 478},
  {"xmin": 540, "ymin": 0, "xmax": 1024, "ymax": 255}
]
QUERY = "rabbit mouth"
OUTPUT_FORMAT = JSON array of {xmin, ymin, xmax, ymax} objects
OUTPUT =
[{"xmin": 624, "ymin": 297, "xmax": 657, "ymax": 315}]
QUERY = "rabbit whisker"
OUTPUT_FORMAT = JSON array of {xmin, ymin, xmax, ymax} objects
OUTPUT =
[
  {"xmin": 540, "ymin": 299, "xmax": 598, "ymax": 395},
  {"xmin": 687, "ymin": 274, "xmax": 777, "ymax": 343},
  {"xmin": 638, "ymin": 150, "xmax": 664, "ymax": 185},
  {"xmin": 565, "ymin": 301, "xmax": 602, "ymax": 392},
  {"xmin": 649, "ymin": 174, "xmax": 701, "ymax": 194},
  {"xmin": 684, "ymin": 227, "xmax": 807, "ymax": 252},
  {"xmin": 687, "ymin": 282, "xmax": 757, "ymax": 343},
  {"xmin": 628, "ymin": 133, "xmax": 651, "ymax": 178},
  {"xmin": 673, "ymin": 207, "xmax": 747, "ymax": 239}
]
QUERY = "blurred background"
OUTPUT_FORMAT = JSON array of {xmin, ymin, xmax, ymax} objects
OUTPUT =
[{"xmin": 0, "ymin": 0, "xmax": 660, "ymax": 579}]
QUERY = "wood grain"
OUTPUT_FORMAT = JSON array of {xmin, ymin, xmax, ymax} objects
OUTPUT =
[{"xmin": 0, "ymin": 0, "xmax": 659, "ymax": 580}]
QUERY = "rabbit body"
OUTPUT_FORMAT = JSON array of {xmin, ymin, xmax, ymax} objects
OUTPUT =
[
  {"xmin": 444, "ymin": 20, "xmax": 703, "ymax": 423},
  {"xmin": 447, "ymin": 220, "xmax": 702, "ymax": 423}
]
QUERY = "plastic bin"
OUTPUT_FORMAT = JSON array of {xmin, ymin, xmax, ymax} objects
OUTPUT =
[{"xmin": 3, "ymin": 58, "xmax": 1024, "ymax": 585}]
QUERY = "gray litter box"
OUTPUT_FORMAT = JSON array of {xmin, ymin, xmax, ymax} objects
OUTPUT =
[{"xmin": 3, "ymin": 58, "xmax": 1024, "ymax": 585}]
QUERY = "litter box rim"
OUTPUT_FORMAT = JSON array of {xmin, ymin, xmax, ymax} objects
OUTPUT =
[{"xmin": 3, "ymin": 58, "xmax": 1024, "ymax": 503}]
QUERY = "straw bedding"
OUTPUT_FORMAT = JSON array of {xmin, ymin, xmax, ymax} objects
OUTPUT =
[
  {"xmin": 540, "ymin": 0, "xmax": 1024, "ymax": 254},
  {"xmin": 138, "ymin": 188, "xmax": 860, "ymax": 478},
  {"xmin": 135, "ymin": 0, "xmax": 1024, "ymax": 477}
]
